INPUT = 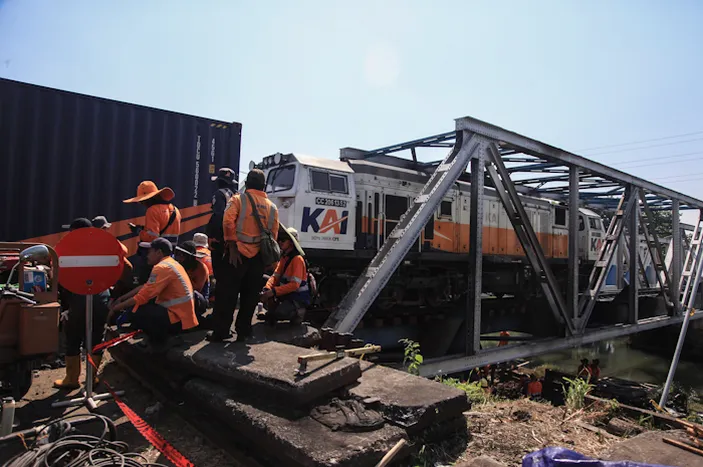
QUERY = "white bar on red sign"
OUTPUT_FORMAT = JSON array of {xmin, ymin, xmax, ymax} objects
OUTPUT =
[{"xmin": 59, "ymin": 255, "xmax": 120, "ymax": 268}]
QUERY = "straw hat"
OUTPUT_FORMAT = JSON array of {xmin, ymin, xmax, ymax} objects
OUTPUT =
[
  {"xmin": 123, "ymin": 180, "xmax": 175, "ymax": 203},
  {"xmin": 279, "ymin": 224, "xmax": 305, "ymax": 257}
]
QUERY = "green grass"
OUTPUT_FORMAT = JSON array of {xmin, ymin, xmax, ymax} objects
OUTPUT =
[
  {"xmin": 437, "ymin": 376, "xmax": 492, "ymax": 405},
  {"xmin": 562, "ymin": 376, "xmax": 593, "ymax": 411}
]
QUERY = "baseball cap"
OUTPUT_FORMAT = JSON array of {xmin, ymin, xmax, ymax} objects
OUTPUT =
[
  {"xmin": 148, "ymin": 237, "xmax": 173, "ymax": 256},
  {"xmin": 211, "ymin": 167, "xmax": 236, "ymax": 186},
  {"xmin": 91, "ymin": 216, "xmax": 112, "ymax": 229},
  {"xmin": 67, "ymin": 218, "xmax": 92, "ymax": 231}
]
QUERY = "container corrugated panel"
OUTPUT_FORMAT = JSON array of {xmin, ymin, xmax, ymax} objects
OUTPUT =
[{"xmin": 0, "ymin": 78, "xmax": 241, "ymax": 253}]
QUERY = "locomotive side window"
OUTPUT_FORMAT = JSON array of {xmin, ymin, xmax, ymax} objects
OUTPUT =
[
  {"xmin": 439, "ymin": 200, "xmax": 452, "ymax": 219},
  {"xmin": 555, "ymin": 207, "xmax": 566, "ymax": 226},
  {"xmin": 310, "ymin": 170, "xmax": 330, "ymax": 191},
  {"xmin": 266, "ymin": 165, "xmax": 296, "ymax": 193},
  {"xmin": 330, "ymin": 174, "xmax": 348, "ymax": 194},
  {"xmin": 579, "ymin": 216, "xmax": 585, "ymax": 231},
  {"xmin": 310, "ymin": 169, "xmax": 349, "ymax": 194}
]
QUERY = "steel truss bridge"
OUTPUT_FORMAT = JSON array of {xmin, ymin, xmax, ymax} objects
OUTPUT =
[{"xmin": 324, "ymin": 116, "xmax": 703, "ymax": 377}]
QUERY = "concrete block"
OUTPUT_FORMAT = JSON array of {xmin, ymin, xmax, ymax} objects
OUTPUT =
[
  {"xmin": 185, "ymin": 377, "xmax": 407, "ymax": 467},
  {"xmin": 349, "ymin": 361, "xmax": 469, "ymax": 433}
]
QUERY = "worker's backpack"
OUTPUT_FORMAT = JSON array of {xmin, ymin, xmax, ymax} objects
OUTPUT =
[{"xmin": 246, "ymin": 192, "xmax": 281, "ymax": 267}]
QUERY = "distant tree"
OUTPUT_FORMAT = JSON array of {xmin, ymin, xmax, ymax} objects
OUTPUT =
[{"xmin": 648, "ymin": 209, "xmax": 674, "ymax": 239}]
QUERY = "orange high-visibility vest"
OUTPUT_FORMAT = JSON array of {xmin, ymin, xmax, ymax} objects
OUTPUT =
[
  {"xmin": 196, "ymin": 246, "xmax": 214, "ymax": 276},
  {"xmin": 133, "ymin": 257, "xmax": 197, "ymax": 329},
  {"xmin": 141, "ymin": 204, "xmax": 181, "ymax": 244},
  {"xmin": 223, "ymin": 189, "xmax": 279, "ymax": 258}
]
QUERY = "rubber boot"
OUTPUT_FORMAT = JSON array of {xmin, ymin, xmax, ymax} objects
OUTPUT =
[
  {"xmin": 53, "ymin": 355, "xmax": 80, "ymax": 390},
  {"xmin": 89, "ymin": 353, "xmax": 103, "ymax": 386}
]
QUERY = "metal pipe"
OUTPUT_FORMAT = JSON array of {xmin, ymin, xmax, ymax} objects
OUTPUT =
[
  {"xmin": 85, "ymin": 294, "xmax": 94, "ymax": 398},
  {"xmin": 659, "ymin": 238, "xmax": 703, "ymax": 408}
]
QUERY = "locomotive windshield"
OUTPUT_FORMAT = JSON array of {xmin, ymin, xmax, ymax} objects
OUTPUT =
[{"xmin": 266, "ymin": 164, "xmax": 296, "ymax": 193}]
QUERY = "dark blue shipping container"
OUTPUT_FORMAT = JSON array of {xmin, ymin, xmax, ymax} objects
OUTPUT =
[{"xmin": 0, "ymin": 78, "xmax": 241, "ymax": 251}]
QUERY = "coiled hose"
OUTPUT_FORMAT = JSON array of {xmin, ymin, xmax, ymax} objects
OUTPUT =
[{"xmin": 2, "ymin": 413, "xmax": 169, "ymax": 467}]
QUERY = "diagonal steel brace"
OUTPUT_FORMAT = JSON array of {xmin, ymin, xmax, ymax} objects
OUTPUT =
[{"xmin": 485, "ymin": 143, "xmax": 576, "ymax": 336}]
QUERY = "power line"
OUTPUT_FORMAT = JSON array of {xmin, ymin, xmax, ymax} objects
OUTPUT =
[
  {"xmin": 577, "ymin": 130, "xmax": 703, "ymax": 152},
  {"xmin": 584, "ymin": 137, "xmax": 703, "ymax": 157},
  {"xmin": 612, "ymin": 150, "xmax": 703, "ymax": 168}
]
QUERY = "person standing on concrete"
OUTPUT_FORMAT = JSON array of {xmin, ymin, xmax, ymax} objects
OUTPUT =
[
  {"xmin": 54, "ymin": 218, "xmax": 110, "ymax": 390},
  {"xmin": 206, "ymin": 168, "xmax": 236, "ymax": 313},
  {"xmin": 208, "ymin": 169, "xmax": 278, "ymax": 342}
]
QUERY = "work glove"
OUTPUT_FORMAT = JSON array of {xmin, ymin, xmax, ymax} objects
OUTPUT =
[
  {"xmin": 116, "ymin": 311, "xmax": 130, "ymax": 327},
  {"xmin": 60, "ymin": 310, "xmax": 69, "ymax": 322}
]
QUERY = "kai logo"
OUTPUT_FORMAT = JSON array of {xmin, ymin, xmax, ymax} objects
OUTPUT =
[
  {"xmin": 302, "ymin": 207, "xmax": 349, "ymax": 234},
  {"xmin": 590, "ymin": 237, "xmax": 604, "ymax": 252}
]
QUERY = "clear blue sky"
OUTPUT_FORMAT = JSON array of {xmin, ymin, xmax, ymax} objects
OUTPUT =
[{"xmin": 2, "ymin": 1, "xmax": 703, "ymax": 220}]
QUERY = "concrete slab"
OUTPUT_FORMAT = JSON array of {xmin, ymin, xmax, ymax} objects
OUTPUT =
[
  {"xmin": 603, "ymin": 429, "xmax": 703, "ymax": 467},
  {"xmin": 110, "ymin": 330, "xmax": 362, "ymax": 406},
  {"xmin": 349, "ymin": 361, "xmax": 469, "ymax": 433},
  {"xmin": 250, "ymin": 321, "xmax": 321, "ymax": 348},
  {"xmin": 184, "ymin": 377, "xmax": 407, "ymax": 467}
]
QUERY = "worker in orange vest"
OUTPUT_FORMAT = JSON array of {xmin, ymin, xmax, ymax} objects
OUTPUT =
[
  {"xmin": 193, "ymin": 233, "xmax": 214, "ymax": 276},
  {"xmin": 208, "ymin": 169, "xmax": 279, "ymax": 342},
  {"xmin": 123, "ymin": 181, "xmax": 181, "ymax": 247},
  {"xmin": 577, "ymin": 358, "xmax": 592, "ymax": 380},
  {"xmin": 260, "ymin": 226, "xmax": 310, "ymax": 325},
  {"xmin": 109, "ymin": 238, "xmax": 198, "ymax": 345},
  {"xmin": 174, "ymin": 241, "xmax": 210, "ymax": 318},
  {"xmin": 526, "ymin": 374, "xmax": 542, "ymax": 399},
  {"xmin": 589, "ymin": 359, "xmax": 601, "ymax": 383},
  {"xmin": 498, "ymin": 330, "xmax": 510, "ymax": 346}
]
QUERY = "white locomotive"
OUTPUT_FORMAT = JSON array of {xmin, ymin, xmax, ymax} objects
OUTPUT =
[{"xmin": 254, "ymin": 152, "xmax": 656, "ymax": 321}]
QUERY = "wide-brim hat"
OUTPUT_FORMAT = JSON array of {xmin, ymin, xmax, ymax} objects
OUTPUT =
[
  {"xmin": 92, "ymin": 216, "xmax": 112, "ymax": 229},
  {"xmin": 123, "ymin": 180, "xmax": 175, "ymax": 203},
  {"xmin": 175, "ymin": 246, "xmax": 206, "ymax": 259},
  {"xmin": 279, "ymin": 223, "xmax": 305, "ymax": 257}
]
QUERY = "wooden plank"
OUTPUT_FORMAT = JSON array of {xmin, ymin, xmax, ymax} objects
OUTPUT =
[
  {"xmin": 585, "ymin": 395, "xmax": 701, "ymax": 431},
  {"xmin": 663, "ymin": 437, "xmax": 703, "ymax": 458}
]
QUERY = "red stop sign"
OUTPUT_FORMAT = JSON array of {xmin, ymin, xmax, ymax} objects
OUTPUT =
[{"xmin": 55, "ymin": 227, "xmax": 125, "ymax": 294}]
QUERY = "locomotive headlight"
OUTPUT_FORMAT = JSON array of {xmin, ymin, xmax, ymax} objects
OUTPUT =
[
  {"xmin": 282, "ymin": 200, "xmax": 291, "ymax": 208},
  {"xmin": 274, "ymin": 153, "xmax": 282, "ymax": 165}
]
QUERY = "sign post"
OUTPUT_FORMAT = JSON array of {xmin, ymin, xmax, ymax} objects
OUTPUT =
[{"xmin": 52, "ymin": 227, "xmax": 126, "ymax": 410}]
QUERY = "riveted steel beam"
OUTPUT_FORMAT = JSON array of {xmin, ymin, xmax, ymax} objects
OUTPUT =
[{"xmin": 485, "ymin": 143, "xmax": 575, "ymax": 335}]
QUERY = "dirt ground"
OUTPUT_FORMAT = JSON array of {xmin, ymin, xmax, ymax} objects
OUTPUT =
[
  {"xmin": 3, "ymin": 351, "xmax": 247, "ymax": 467},
  {"xmin": 418, "ymin": 399, "xmax": 621, "ymax": 467}
]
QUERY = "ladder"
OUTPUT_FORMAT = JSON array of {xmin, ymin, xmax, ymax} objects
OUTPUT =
[
  {"xmin": 638, "ymin": 192, "xmax": 674, "ymax": 307},
  {"xmin": 680, "ymin": 215, "xmax": 703, "ymax": 313},
  {"xmin": 578, "ymin": 190, "xmax": 639, "ymax": 329},
  {"xmin": 324, "ymin": 132, "xmax": 483, "ymax": 333}
]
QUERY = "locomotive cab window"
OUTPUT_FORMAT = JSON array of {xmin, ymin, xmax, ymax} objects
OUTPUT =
[
  {"xmin": 310, "ymin": 169, "xmax": 349, "ymax": 194},
  {"xmin": 554, "ymin": 207, "xmax": 566, "ymax": 226},
  {"xmin": 579, "ymin": 216, "xmax": 585, "ymax": 231},
  {"xmin": 588, "ymin": 217, "xmax": 600, "ymax": 229},
  {"xmin": 438, "ymin": 200, "xmax": 453, "ymax": 219},
  {"xmin": 266, "ymin": 165, "xmax": 296, "ymax": 193}
]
